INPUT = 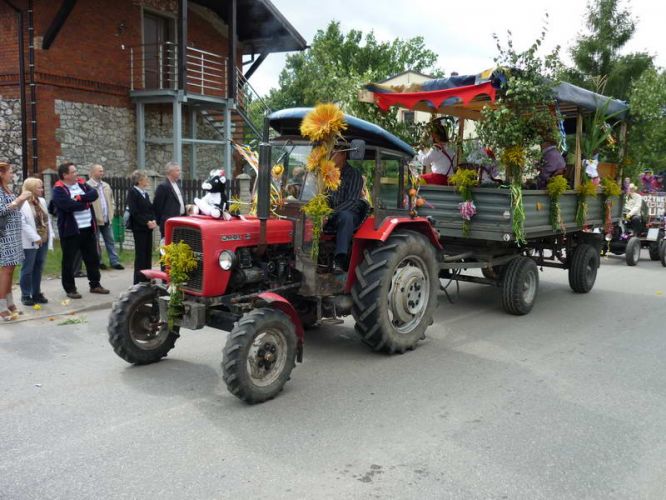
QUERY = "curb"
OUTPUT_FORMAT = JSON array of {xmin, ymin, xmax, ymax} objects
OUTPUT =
[{"xmin": 8, "ymin": 300, "xmax": 115, "ymax": 324}]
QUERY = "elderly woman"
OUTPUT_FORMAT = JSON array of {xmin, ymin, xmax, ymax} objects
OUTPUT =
[
  {"xmin": 20, "ymin": 177, "xmax": 54, "ymax": 306},
  {"xmin": 0, "ymin": 162, "xmax": 32, "ymax": 320},
  {"xmin": 126, "ymin": 170, "xmax": 157, "ymax": 284}
]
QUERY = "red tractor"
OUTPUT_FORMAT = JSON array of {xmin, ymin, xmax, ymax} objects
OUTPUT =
[{"xmin": 108, "ymin": 108, "xmax": 440, "ymax": 403}]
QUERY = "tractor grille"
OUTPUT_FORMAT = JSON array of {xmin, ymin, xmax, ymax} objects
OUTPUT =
[{"xmin": 171, "ymin": 226, "xmax": 203, "ymax": 291}]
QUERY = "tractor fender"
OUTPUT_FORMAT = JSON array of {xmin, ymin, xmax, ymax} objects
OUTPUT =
[
  {"xmin": 345, "ymin": 216, "xmax": 442, "ymax": 292},
  {"xmin": 256, "ymin": 292, "xmax": 305, "ymax": 342}
]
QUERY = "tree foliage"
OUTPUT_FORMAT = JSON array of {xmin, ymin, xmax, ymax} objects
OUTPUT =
[
  {"xmin": 562, "ymin": 0, "xmax": 653, "ymax": 100},
  {"xmin": 263, "ymin": 21, "xmax": 443, "ymax": 144},
  {"xmin": 626, "ymin": 68, "xmax": 666, "ymax": 177}
]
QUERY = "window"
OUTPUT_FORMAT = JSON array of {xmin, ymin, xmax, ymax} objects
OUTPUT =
[{"xmin": 402, "ymin": 111, "xmax": 415, "ymax": 124}]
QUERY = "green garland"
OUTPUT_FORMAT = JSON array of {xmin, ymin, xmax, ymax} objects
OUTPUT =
[
  {"xmin": 575, "ymin": 179, "xmax": 598, "ymax": 227},
  {"xmin": 601, "ymin": 177, "xmax": 621, "ymax": 234},
  {"xmin": 546, "ymin": 175, "xmax": 569, "ymax": 231},
  {"xmin": 160, "ymin": 241, "xmax": 198, "ymax": 330}
]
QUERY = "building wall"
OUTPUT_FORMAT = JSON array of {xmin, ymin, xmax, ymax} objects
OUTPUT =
[
  {"xmin": 0, "ymin": 96, "xmax": 23, "ymax": 182},
  {"xmin": 1, "ymin": 0, "xmax": 245, "ymax": 175}
]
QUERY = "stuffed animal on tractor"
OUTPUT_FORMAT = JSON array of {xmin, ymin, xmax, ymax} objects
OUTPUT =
[{"xmin": 190, "ymin": 169, "xmax": 231, "ymax": 220}]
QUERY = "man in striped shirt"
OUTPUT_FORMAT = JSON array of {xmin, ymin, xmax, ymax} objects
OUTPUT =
[{"xmin": 326, "ymin": 149, "xmax": 367, "ymax": 274}]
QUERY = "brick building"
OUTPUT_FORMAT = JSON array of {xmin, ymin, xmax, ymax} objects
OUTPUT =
[{"xmin": 0, "ymin": 0, "xmax": 305, "ymax": 181}]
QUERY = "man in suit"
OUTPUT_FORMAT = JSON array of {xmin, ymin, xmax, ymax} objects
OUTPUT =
[
  {"xmin": 153, "ymin": 161, "xmax": 186, "ymax": 239},
  {"xmin": 127, "ymin": 170, "xmax": 157, "ymax": 284}
]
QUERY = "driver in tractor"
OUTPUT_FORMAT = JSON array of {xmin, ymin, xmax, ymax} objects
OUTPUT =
[
  {"xmin": 623, "ymin": 183, "xmax": 644, "ymax": 233},
  {"xmin": 325, "ymin": 148, "xmax": 367, "ymax": 274}
]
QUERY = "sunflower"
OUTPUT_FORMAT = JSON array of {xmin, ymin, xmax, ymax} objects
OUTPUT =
[
  {"xmin": 300, "ymin": 103, "xmax": 347, "ymax": 142},
  {"xmin": 306, "ymin": 144, "xmax": 329, "ymax": 172},
  {"xmin": 320, "ymin": 159, "xmax": 341, "ymax": 190}
]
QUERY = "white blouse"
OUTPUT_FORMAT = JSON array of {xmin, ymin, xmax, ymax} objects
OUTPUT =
[{"xmin": 418, "ymin": 145, "xmax": 456, "ymax": 175}]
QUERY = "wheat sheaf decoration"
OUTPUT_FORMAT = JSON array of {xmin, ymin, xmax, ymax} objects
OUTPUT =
[{"xmin": 300, "ymin": 104, "xmax": 348, "ymax": 260}]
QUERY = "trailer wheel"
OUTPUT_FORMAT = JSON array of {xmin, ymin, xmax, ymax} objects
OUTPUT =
[
  {"xmin": 660, "ymin": 240, "xmax": 666, "ymax": 267},
  {"xmin": 108, "ymin": 283, "xmax": 179, "ymax": 365},
  {"xmin": 352, "ymin": 230, "xmax": 438, "ymax": 354},
  {"xmin": 501, "ymin": 256, "xmax": 539, "ymax": 315},
  {"xmin": 568, "ymin": 243, "xmax": 599, "ymax": 293},
  {"xmin": 625, "ymin": 237, "xmax": 641, "ymax": 266},
  {"xmin": 222, "ymin": 308, "xmax": 297, "ymax": 404}
]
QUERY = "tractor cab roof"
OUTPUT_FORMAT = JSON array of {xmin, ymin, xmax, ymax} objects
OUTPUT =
[{"xmin": 268, "ymin": 107, "xmax": 415, "ymax": 157}]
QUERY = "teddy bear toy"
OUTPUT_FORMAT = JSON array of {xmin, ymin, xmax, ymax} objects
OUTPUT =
[{"xmin": 190, "ymin": 169, "xmax": 231, "ymax": 220}]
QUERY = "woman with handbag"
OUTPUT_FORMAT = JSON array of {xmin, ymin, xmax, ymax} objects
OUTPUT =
[
  {"xmin": 0, "ymin": 162, "xmax": 33, "ymax": 320},
  {"xmin": 19, "ymin": 177, "xmax": 54, "ymax": 306}
]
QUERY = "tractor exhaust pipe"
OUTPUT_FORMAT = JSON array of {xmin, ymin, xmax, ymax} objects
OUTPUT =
[{"xmin": 256, "ymin": 143, "xmax": 272, "ymax": 249}]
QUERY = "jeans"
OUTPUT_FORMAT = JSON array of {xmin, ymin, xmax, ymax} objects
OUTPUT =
[
  {"xmin": 97, "ymin": 222, "xmax": 120, "ymax": 266},
  {"xmin": 20, "ymin": 244, "xmax": 48, "ymax": 298},
  {"xmin": 61, "ymin": 227, "xmax": 101, "ymax": 293}
]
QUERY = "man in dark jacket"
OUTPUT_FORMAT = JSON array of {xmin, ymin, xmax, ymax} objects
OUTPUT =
[
  {"xmin": 52, "ymin": 162, "xmax": 109, "ymax": 298},
  {"xmin": 153, "ymin": 161, "xmax": 186, "ymax": 238}
]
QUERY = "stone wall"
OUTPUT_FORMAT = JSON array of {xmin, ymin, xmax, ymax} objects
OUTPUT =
[
  {"xmin": 0, "ymin": 96, "xmax": 23, "ymax": 183},
  {"xmin": 55, "ymin": 100, "xmax": 136, "ymax": 176}
]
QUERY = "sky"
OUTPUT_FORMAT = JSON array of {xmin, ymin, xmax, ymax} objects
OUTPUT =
[{"xmin": 248, "ymin": 0, "xmax": 665, "ymax": 97}]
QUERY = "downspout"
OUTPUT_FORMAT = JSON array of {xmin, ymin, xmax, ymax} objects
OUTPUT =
[
  {"xmin": 27, "ymin": 0, "xmax": 38, "ymax": 173},
  {"xmin": 2, "ymin": 0, "xmax": 28, "ymax": 179}
]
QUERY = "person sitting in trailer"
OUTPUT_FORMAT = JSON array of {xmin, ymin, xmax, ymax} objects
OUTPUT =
[
  {"xmin": 417, "ymin": 120, "xmax": 456, "ymax": 185},
  {"xmin": 536, "ymin": 140, "xmax": 567, "ymax": 188}
]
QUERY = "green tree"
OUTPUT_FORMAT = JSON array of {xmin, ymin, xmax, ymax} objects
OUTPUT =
[
  {"xmin": 563, "ymin": 0, "xmax": 653, "ymax": 100},
  {"xmin": 263, "ymin": 21, "xmax": 443, "ymax": 144},
  {"xmin": 626, "ymin": 68, "xmax": 666, "ymax": 178}
]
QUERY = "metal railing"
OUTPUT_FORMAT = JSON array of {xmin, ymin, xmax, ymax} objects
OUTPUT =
[{"xmin": 130, "ymin": 43, "xmax": 227, "ymax": 95}]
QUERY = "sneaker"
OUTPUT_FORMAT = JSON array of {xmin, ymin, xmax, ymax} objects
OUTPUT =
[
  {"xmin": 99, "ymin": 263, "xmax": 108, "ymax": 270},
  {"xmin": 66, "ymin": 291, "xmax": 82, "ymax": 299},
  {"xmin": 90, "ymin": 286, "xmax": 110, "ymax": 294},
  {"xmin": 33, "ymin": 293, "xmax": 49, "ymax": 304},
  {"xmin": 111, "ymin": 263, "xmax": 125, "ymax": 270},
  {"xmin": 21, "ymin": 296, "xmax": 35, "ymax": 306}
]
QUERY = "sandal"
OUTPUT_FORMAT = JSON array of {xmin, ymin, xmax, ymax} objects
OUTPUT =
[
  {"xmin": 1, "ymin": 310, "xmax": 15, "ymax": 321},
  {"xmin": 7, "ymin": 305, "xmax": 23, "ymax": 316}
]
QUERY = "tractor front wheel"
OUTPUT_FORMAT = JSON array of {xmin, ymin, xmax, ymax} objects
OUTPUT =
[
  {"xmin": 222, "ymin": 308, "xmax": 298, "ymax": 404},
  {"xmin": 108, "ymin": 283, "xmax": 179, "ymax": 364},
  {"xmin": 352, "ymin": 230, "xmax": 438, "ymax": 354},
  {"xmin": 625, "ymin": 237, "xmax": 641, "ymax": 266}
]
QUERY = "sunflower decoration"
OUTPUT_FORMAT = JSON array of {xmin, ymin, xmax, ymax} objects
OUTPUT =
[{"xmin": 300, "ymin": 103, "xmax": 348, "ymax": 260}]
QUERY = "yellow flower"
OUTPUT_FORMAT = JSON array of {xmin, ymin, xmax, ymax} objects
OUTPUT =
[
  {"xmin": 300, "ymin": 103, "xmax": 347, "ymax": 142},
  {"xmin": 501, "ymin": 145, "xmax": 526, "ymax": 168},
  {"xmin": 272, "ymin": 164, "xmax": 284, "ymax": 177},
  {"xmin": 307, "ymin": 145, "xmax": 329, "ymax": 172},
  {"xmin": 320, "ymin": 159, "xmax": 341, "ymax": 190}
]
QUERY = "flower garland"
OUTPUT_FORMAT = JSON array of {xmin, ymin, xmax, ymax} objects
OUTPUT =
[
  {"xmin": 300, "ymin": 104, "xmax": 348, "ymax": 260},
  {"xmin": 160, "ymin": 241, "xmax": 198, "ymax": 330},
  {"xmin": 575, "ymin": 179, "xmax": 598, "ymax": 227},
  {"xmin": 546, "ymin": 175, "xmax": 569, "ymax": 231},
  {"xmin": 449, "ymin": 169, "xmax": 478, "ymax": 237},
  {"xmin": 500, "ymin": 146, "xmax": 528, "ymax": 245}
]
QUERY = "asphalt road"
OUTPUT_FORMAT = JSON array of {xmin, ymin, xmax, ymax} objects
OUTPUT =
[{"xmin": 1, "ymin": 252, "xmax": 665, "ymax": 499}]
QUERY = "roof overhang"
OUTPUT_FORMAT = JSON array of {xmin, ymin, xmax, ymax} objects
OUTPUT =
[{"xmin": 192, "ymin": 0, "xmax": 307, "ymax": 55}]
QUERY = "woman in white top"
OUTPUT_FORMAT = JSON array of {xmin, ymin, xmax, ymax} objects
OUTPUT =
[
  {"xmin": 418, "ymin": 121, "xmax": 456, "ymax": 185},
  {"xmin": 20, "ymin": 177, "xmax": 54, "ymax": 306}
]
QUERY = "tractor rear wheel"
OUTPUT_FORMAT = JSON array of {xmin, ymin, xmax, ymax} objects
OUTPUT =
[
  {"xmin": 501, "ymin": 256, "xmax": 539, "ymax": 315},
  {"xmin": 222, "ymin": 308, "xmax": 297, "ymax": 404},
  {"xmin": 108, "ymin": 283, "xmax": 179, "ymax": 364},
  {"xmin": 625, "ymin": 237, "xmax": 641, "ymax": 266},
  {"xmin": 568, "ymin": 244, "xmax": 599, "ymax": 293},
  {"xmin": 351, "ymin": 230, "xmax": 438, "ymax": 354}
]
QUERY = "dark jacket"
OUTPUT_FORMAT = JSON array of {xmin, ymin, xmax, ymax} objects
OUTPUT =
[
  {"xmin": 52, "ymin": 179, "xmax": 98, "ymax": 238},
  {"xmin": 127, "ymin": 186, "xmax": 156, "ymax": 233},
  {"xmin": 153, "ymin": 180, "xmax": 185, "ymax": 236}
]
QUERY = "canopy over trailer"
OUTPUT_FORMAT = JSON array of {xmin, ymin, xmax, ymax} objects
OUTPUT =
[{"xmin": 360, "ymin": 70, "xmax": 630, "ymax": 186}]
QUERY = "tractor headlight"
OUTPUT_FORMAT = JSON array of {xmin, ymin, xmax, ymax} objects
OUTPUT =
[{"xmin": 218, "ymin": 250, "xmax": 235, "ymax": 271}]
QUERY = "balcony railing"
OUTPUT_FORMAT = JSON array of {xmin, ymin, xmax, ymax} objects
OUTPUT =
[{"xmin": 130, "ymin": 43, "xmax": 228, "ymax": 97}]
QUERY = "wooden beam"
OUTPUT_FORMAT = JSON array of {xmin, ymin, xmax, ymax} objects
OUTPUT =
[
  {"xmin": 243, "ymin": 52, "xmax": 267, "ymax": 80},
  {"xmin": 177, "ymin": 0, "xmax": 187, "ymax": 91},
  {"xmin": 618, "ymin": 121, "xmax": 628, "ymax": 181},
  {"xmin": 42, "ymin": 0, "xmax": 77, "ymax": 49},
  {"xmin": 227, "ymin": 0, "xmax": 237, "ymax": 100},
  {"xmin": 574, "ymin": 108, "xmax": 583, "ymax": 188},
  {"xmin": 456, "ymin": 119, "xmax": 465, "ymax": 168}
]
